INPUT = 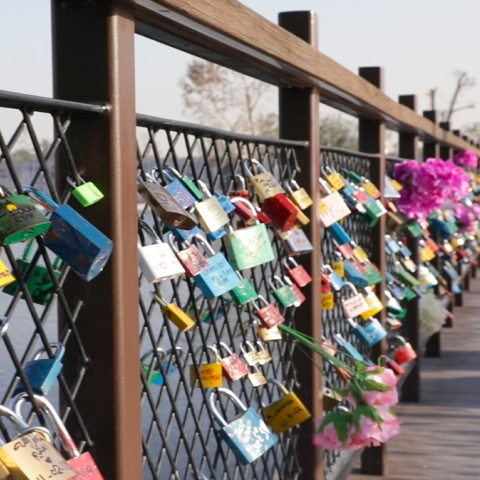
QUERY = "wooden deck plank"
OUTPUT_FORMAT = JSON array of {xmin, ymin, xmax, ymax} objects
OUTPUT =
[{"xmin": 348, "ymin": 276, "xmax": 480, "ymax": 479}]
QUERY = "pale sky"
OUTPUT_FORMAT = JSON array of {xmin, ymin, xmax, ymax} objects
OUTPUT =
[{"xmin": 1, "ymin": 0, "xmax": 480, "ymax": 140}]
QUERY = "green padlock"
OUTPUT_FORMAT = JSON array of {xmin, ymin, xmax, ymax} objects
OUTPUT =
[
  {"xmin": 404, "ymin": 221, "xmax": 423, "ymax": 238},
  {"xmin": 0, "ymin": 185, "xmax": 51, "ymax": 245},
  {"xmin": 361, "ymin": 261, "xmax": 383, "ymax": 285},
  {"xmin": 230, "ymin": 272, "xmax": 259, "ymax": 305},
  {"xmin": 269, "ymin": 275, "xmax": 299, "ymax": 308},
  {"xmin": 67, "ymin": 175, "xmax": 104, "ymax": 207},
  {"xmin": 3, "ymin": 239, "xmax": 63, "ymax": 305}
]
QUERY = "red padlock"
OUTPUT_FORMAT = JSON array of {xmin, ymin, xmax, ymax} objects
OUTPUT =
[
  {"xmin": 215, "ymin": 343, "xmax": 249, "ymax": 382},
  {"xmin": 262, "ymin": 193, "xmax": 298, "ymax": 231},
  {"xmin": 252, "ymin": 296, "xmax": 285, "ymax": 329},
  {"xmin": 392, "ymin": 335, "xmax": 417, "ymax": 364},
  {"xmin": 283, "ymin": 275, "xmax": 306, "ymax": 306},
  {"xmin": 283, "ymin": 257, "xmax": 312, "ymax": 287},
  {"xmin": 230, "ymin": 196, "xmax": 271, "ymax": 226},
  {"xmin": 384, "ymin": 356, "xmax": 406, "ymax": 377}
]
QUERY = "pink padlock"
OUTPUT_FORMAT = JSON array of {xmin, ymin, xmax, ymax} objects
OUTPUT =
[{"xmin": 392, "ymin": 335, "xmax": 417, "ymax": 365}]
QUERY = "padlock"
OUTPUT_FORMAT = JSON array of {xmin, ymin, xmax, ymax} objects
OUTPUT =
[
  {"xmin": 66, "ymin": 175, "xmax": 104, "ymax": 207},
  {"xmin": 343, "ymin": 259, "xmax": 370, "ymax": 288},
  {"xmin": 141, "ymin": 348, "xmax": 167, "ymax": 386},
  {"xmin": 269, "ymin": 276, "xmax": 299, "ymax": 308},
  {"xmin": 243, "ymin": 158, "xmax": 285, "ymax": 201},
  {"xmin": 262, "ymin": 192, "xmax": 299, "ymax": 232},
  {"xmin": 215, "ymin": 343, "xmax": 249, "ymax": 382},
  {"xmin": 351, "ymin": 242, "xmax": 369, "ymax": 263},
  {"xmin": 320, "ymin": 337, "xmax": 338, "ymax": 356},
  {"xmin": 360, "ymin": 260, "xmax": 383, "ymax": 286},
  {"xmin": 332, "ymin": 333, "xmax": 365, "ymax": 363},
  {"xmin": 138, "ymin": 221, "xmax": 185, "ymax": 283},
  {"xmin": 385, "ymin": 235, "xmax": 401, "ymax": 254},
  {"xmin": 190, "ymin": 235, "xmax": 242, "ymax": 299},
  {"xmin": 321, "ymin": 386, "xmax": 343, "ymax": 411},
  {"xmin": 224, "ymin": 198, "xmax": 275, "ymax": 270},
  {"xmin": 152, "ymin": 167, "xmax": 196, "ymax": 209},
  {"xmin": 347, "ymin": 318, "xmax": 387, "ymax": 347},
  {"xmin": 228, "ymin": 174, "xmax": 250, "ymax": 199},
  {"xmin": 283, "ymin": 275, "xmax": 305, "ymax": 306},
  {"xmin": 152, "ymin": 293, "xmax": 196, "ymax": 332},
  {"xmin": 252, "ymin": 296, "xmax": 285, "ymax": 329},
  {"xmin": 385, "ymin": 291, "xmax": 407, "ymax": 319},
  {"xmin": 394, "ymin": 262, "xmax": 421, "ymax": 287},
  {"xmin": 335, "ymin": 240, "xmax": 354, "ymax": 259},
  {"xmin": 166, "ymin": 223, "xmax": 203, "ymax": 244},
  {"xmin": 0, "ymin": 257, "xmax": 15, "ymax": 288},
  {"xmin": 287, "ymin": 179, "xmax": 313, "ymax": 210},
  {"xmin": 193, "ymin": 180, "xmax": 230, "ymax": 234},
  {"xmin": 209, "ymin": 388, "xmax": 278, "ymax": 464},
  {"xmin": 291, "ymin": 204, "xmax": 310, "ymax": 228},
  {"xmin": 166, "ymin": 233, "xmax": 209, "ymax": 277},
  {"xmin": 391, "ymin": 335, "xmax": 417, "ymax": 364},
  {"xmin": 318, "ymin": 178, "xmax": 351, "ymax": 227},
  {"xmin": 0, "ymin": 404, "xmax": 75, "ymax": 480},
  {"xmin": 3, "ymin": 239, "xmax": 62, "ymax": 305},
  {"xmin": 24, "ymin": 186, "xmax": 113, "ymax": 282},
  {"xmin": 137, "ymin": 177, "xmax": 197, "ymax": 230},
  {"xmin": 0, "ymin": 185, "xmax": 51, "ymax": 245},
  {"xmin": 322, "ymin": 166, "xmax": 347, "ymax": 191},
  {"xmin": 419, "ymin": 240, "xmax": 436, "ymax": 262},
  {"xmin": 12, "ymin": 393, "xmax": 104, "ymax": 479},
  {"xmin": 326, "ymin": 222, "xmax": 352, "ymax": 245},
  {"xmin": 239, "ymin": 341, "xmax": 260, "ymax": 366},
  {"xmin": 14, "ymin": 342, "xmax": 65, "ymax": 395},
  {"xmin": 386, "ymin": 316, "xmax": 403, "ymax": 330},
  {"xmin": 262, "ymin": 379, "xmax": 311, "ymax": 434},
  {"xmin": 442, "ymin": 261, "xmax": 459, "ymax": 281},
  {"xmin": 190, "ymin": 346, "xmax": 223, "ymax": 388},
  {"xmin": 163, "ymin": 166, "xmax": 205, "ymax": 200},
  {"xmin": 257, "ymin": 324, "xmax": 283, "ymax": 342},
  {"xmin": 247, "ymin": 364, "xmax": 267, "ymax": 387},
  {"xmin": 418, "ymin": 264, "xmax": 438, "ymax": 287},
  {"xmin": 283, "ymin": 257, "xmax": 312, "ymax": 287},
  {"xmin": 384, "ymin": 175, "xmax": 402, "ymax": 198},
  {"xmin": 253, "ymin": 340, "xmax": 272, "ymax": 365},
  {"xmin": 214, "ymin": 190, "xmax": 236, "ymax": 214},
  {"xmin": 229, "ymin": 271, "xmax": 259, "ymax": 305},
  {"xmin": 384, "ymin": 355, "xmax": 406, "ymax": 377},
  {"xmin": 359, "ymin": 287, "xmax": 384, "ymax": 320},
  {"xmin": 278, "ymin": 228, "xmax": 313, "ymax": 256},
  {"xmin": 321, "ymin": 264, "xmax": 344, "ymax": 291},
  {"xmin": 404, "ymin": 220, "xmax": 424, "ymax": 238}
]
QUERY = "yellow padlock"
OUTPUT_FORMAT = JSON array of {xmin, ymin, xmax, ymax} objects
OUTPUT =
[
  {"xmin": 419, "ymin": 244, "xmax": 436, "ymax": 262},
  {"xmin": 360, "ymin": 288, "xmax": 384, "ymax": 320},
  {"xmin": 262, "ymin": 379, "xmax": 311, "ymax": 434},
  {"xmin": 287, "ymin": 180, "xmax": 313, "ymax": 210},
  {"xmin": 190, "ymin": 346, "xmax": 223, "ymax": 388},
  {"xmin": 243, "ymin": 158, "xmax": 285, "ymax": 201},
  {"xmin": 321, "ymin": 292, "xmax": 335, "ymax": 310},
  {"xmin": 323, "ymin": 167, "xmax": 347, "ymax": 191},
  {"xmin": 257, "ymin": 324, "xmax": 283, "ymax": 342},
  {"xmin": 0, "ymin": 258, "xmax": 15, "ymax": 288},
  {"xmin": 352, "ymin": 244, "xmax": 369, "ymax": 263},
  {"xmin": 152, "ymin": 293, "xmax": 195, "ymax": 332},
  {"xmin": 292, "ymin": 205, "xmax": 310, "ymax": 228},
  {"xmin": 332, "ymin": 260, "xmax": 345, "ymax": 277}
]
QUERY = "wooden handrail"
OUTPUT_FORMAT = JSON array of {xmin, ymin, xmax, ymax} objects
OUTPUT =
[{"xmin": 130, "ymin": 0, "xmax": 480, "ymax": 153}]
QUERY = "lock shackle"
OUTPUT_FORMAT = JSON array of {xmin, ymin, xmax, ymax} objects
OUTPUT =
[
  {"xmin": 286, "ymin": 179, "xmax": 301, "ymax": 194},
  {"xmin": 239, "ymin": 340, "xmax": 256, "ymax": 356},
  {"xmin": 230, "ymin": 196, "xmax": 257, "ymax": 218},
  {"xmin": 266, "ymin": 378, "xmax": 289, "ymax": 395},
  {"xmin": 320, "ymin": 264, "xmax": 335, "ymax": 275},
  {"xmin": 0, "ymin": 317, "xmax": 9, "ymax": 337},
  {"xmin": 66, "ymin": 174, "xmax": 88, "ymax": 189},
  {"xmin": 151, "ymin": 291, "xmax": 170, "ymax": 308},
  {"xmin": 31, "ymin": 341, "xmax": 65, "ymax": 362},
  {"xmin": 163, "ymin": 166, "xmax": 184, "ymax": 180},
  {"xmin": 214, "ymin": 342, "xmax": 234, "ymax": 356},
  {"xmin": 192, "ymin": 344, "xmax": 220, "ymax": 364},
  {"xmin": 242, "ymin": 158, "xmax": 267, "ymax": 178},
  {"xmin": 251, "ymin": 295, "xmax": 270, "ymax": 312},
  {"xmin": 340, "ymin": 281, "xmax": 359, "ymax": 298},
  {"xmin": 391, "ymin": 335, "xmax": 408, "ymax": 346},
  {"xmin": 12, "ymin": 392, "xmax": 80, "ymax": 458},
  {"xmin": 196, "ymin": 179, "xmax": 212, "ymax": 199},
  {"xmin": 0, "ymin": 404, "xmax": 30, "ymax": 433},
  {"xmin": 347, "ymin": 318, "xmax": 358, "ymax": 328},
  {"xmin": 23, "ymin": 186, "xmax": 59, "ymax": 212},
  {"xmin": 192, "ymin": 234, "xmax": 215, "ymax": 258},
  {"xmin": 281, "ymin": 275, "xmax": 294, "ymax": 287},
  {"xmin": 268, "ymin": 275, "xmax": 286, "ymax": 290},
  {"xmin": 166, "ymin": 231, "xmax": 191, "ymax": 253},
  {"xmin": 282, "ymin": 256, "xmax": 299, "ymax": 269},
  {"xmin": 318, "ymin": 177, "xmax": 333, "ymax": 195},
  {"xmin": 332, "ymin": 333, "xmax": 347, "ymax": 347},
  {"xmin": 141, "ymin": 348, "xmax": 167, "ymax": 364},
  {"xmin": 208, "ymin": 387, "xmax": 248, "ymax": 428},
  {"xmin": 232, "ymin": 174, "xmax": 246, "ymax": 191},
  {"xmin": 139, "ymin": 220, "xmax": 162, "ymax": 245}
]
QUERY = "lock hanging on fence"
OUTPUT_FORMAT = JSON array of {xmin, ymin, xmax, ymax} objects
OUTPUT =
[
  {"xmin": 12, "ymin": 393, "xmax": 104, "ymax": 479},
  {"xmin": 390, "ymin": 335, "xmax": 417, "ymax": 365},
  {"xmin": 214, "ymin": 343, "xmax": 249, "ymax": 382},
  {"xmin": 152, "ymin": 292, "xmax": 196, "ymax": 332},
  {"xmin": 347, "ymin": 318, "xmax": 387, "ymax": 347},
  {"xmin": 209, "ymin": 388, "xmax": 278, "ymax": 465},
  {"xmin": 278, "ymin": 228, "xmax": 313, "ymax": 256},
  {"xmin": 269, "ymin": 276, "xmax": 299, "ymax": 308},
  {"xmin": 0, "ymin": 256, "xmax": 15, "ymax": 289},
  {"xmin": 229, "ymin": 271, "xmax": 259, "ymax": 305},
  {"xmin": 318, "ymin": 178, "xmax": 351, "ymax": 227},
  {"xmin": 283, "ymin": 257, "xmax": 312, "ymax": 287},
  {"xmin": 340, "ymin": 282, "xmax": 370, "ymax": 318},
  {"xmin": 190, "ymin": 345, "xmax": 223, "ymax": 388},
  {"xmin": 287, "ymin": 179, "xmax": 313, "ymax": 210},
  {"xmin": 166, "ymin": 233, "xmax": 209, "ymax": 277},
  {"xmin": 14, "ymin": 342, "xmax": 65, "ymax": 395},
  {"xmin": 152, "ymin": 167, "xmax": 196, "ymax": 209},
  {"xmin": 252, "ymin": 295, "xmax": 285, "ymax": 329},
  {"xmin": 66, "ymin": 175, "xmax": 104, "ymax": 207},
  {"xmin": 24, "ymin": 186, "xmax": 113, "ymax": 282},
  {"xmin": 193, "ymin": 180, "xmax": 231, "ymax": 234},
  {"xmin": 141, "ymin": 347, "xmax": 181, "ymax": 386}
]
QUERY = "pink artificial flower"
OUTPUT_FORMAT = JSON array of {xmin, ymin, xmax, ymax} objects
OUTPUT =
[
  {"xmin": 454, "ymin": 150, "xmax": 479, "ymax": 169},
  {"xmin": 369, "ymin": 405, "xmax": 402, "ymax": 443},
  {"xmin": 362, "ymin": 367, "xmax": 399, "ymax": 407},
  {"xmin": 312, "ymin": 423, "xmax": 362, "ymax": 451}
]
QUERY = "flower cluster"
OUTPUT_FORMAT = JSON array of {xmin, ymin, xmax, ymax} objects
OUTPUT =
[
  {"xmin": 393, "ymin": 158, "xmax": 471, "ymax": 222},
  {"xmin": 452, "ymin": 201, "xmax": 480, "ymax": 233},
  {"xmin": 454, "ymin": 150, "xmax": 479, "ymax": 169},
  {"xmin": 419, "ymin": 292, "xmax": 448, "ymax": 336}
]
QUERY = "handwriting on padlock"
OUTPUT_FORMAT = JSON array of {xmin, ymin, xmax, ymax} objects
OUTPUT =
[
  {"xmin": 321, "ymin": 293, "xmax": 335, "ymax": 310},
  {"xmin": 265, "ymin": 398, "xmax": 301, "ymax": 422},
  {"xmin": 342, "ymin": 293, "xmax": 369, "ymax": 318}
]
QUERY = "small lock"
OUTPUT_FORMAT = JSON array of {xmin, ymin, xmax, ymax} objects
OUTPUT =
[
  {"xmin": 359, "ymin": 288, "xmax": 384, "ymax": 320},
  {"xmin": 228, "ymin": 174, "xmax": 250, "ymax": 199},
  {"xmin": 390, "ymin": 335, "xmax": 417, "ymax": 364},
  {"xmin": 141, "ymin": 348, "xmax": 176, "ymax": 386},
  {"xmin": 67, "ymin": 175, "xmax": 104, "ymax": 207},
  {"xmin": 283, "ymin": 275, "xmax": 306, "ymax": 306},
  {"xmin": 229, "ymin": 271, "xmax": 259, "ymax": 305},
  {"xmin": 283, "ymin": 257, "xmax": 312, "ymax": 287},
  {"xmin": 257, "ymin": 324, "xmax": 283, "ymax": 342},
  {"xmin": 318, "ymin": 178, "xmax": 351, "ymax": 227},
  {"xmin": 239, "ymin": 341, "xmax": 260, "ymax": 366},
  {"xmin": 262, "ymin": 378, "xmax": 311, "ymax": 434},
  {"xmin": 152, "ymin": 293, "xmax": 195, "ymax": 331},
  {"xmin": 343, "ymin": 260, "xmax": 370, "ymax": 288},
  {"xmin": 0, "ymin": 257, "xmax": 15, "ymax": 288},
  {"xmin": 326, "ymin": 222, "xmax": 352, "ymax": 245},
  {"xmin": 332, "ymin": 333, "xmax": 365, "ymax": 363},
  {"xmin": 322, "ymin": 166, "xmax": 347, "ymax": 191},
  {"xmin": 384, "ymin": 355, "xmax": 406, "ymax": 377},
  {"xmin": 385, "ymin": 235, "xmax": 401, "ymax": 254},
  {"xmin": 287, "ymin": 179, "xmax": 313, "ymax": 210},
  {"xmin": 14, "ymin": 342, "xmax": 65, "ymax": 395},
  {"xmin": 243, "ymin": 158, "xmax": 285, "ymax": 201},
  {"xmin": 252, "ymin": 295, "xmax": 285, "ymax": 329},
  {"xmin": 167, "ymin": 233, "xmax": 209, "ymax": 277},
  {"xmin": 278, "ymin": 228, "xmax": 313, "ymax": 256},
  {"xmin": 269, "ymin": 275, "xmax": 299, "ymax": 308},
  {"xmin": 194, "ymin": 180, "xmax": 231, "ymax": 234},
  {"xmin": 247, "ymin": 364, "xmax": 267, "ymax": 387},
  {"xmin": 163, "ymin": 166, "xmax": 204, "ymax": 200},
  {"xmin": 351, "ymin": 242, "xmax": 369, "ymax": 262},
  {"xmin": 321, "ymin": 291, "xmax": 335, "ymax": 310},
  {"xmin": 153, "ymin": 167, "xmax": 197, "ymax": 209},
  {"xmin": 347, "ymin": 317, "xmax": 387, "ymax": 347},
  {"xmin": 292, "ymin": 204, "xmax": 310, "ymax": 227},
  {"xmin": 321, "ymin": 386, "xmax": 343, "ymax": 411},
  {"xmin": 190, "ymin": 346, "xmax": 223, "ymax": 388},
  {"xmin": 214, "ymin": 343, "xmax": 249, "ymax": 382}
]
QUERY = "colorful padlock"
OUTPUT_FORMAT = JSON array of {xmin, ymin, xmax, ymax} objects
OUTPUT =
[
  {"xmin": 193, "ymin": 180, "xmax": 230, "ymax": 234},
  {"xmin": 214, "ymin": 343, "xmax": 249, "ymax": 382},
  {"xmin": 347, "ymin": 318, "xmax": 387, "ymax": 347},
  {"xmin": 66, "ymin": 175, "xmax": 104, "ymax": 207},
  {"xmin": 152, "ymin": 167, "xmax": 196, "ymax": 209},
  {"xmin": 283, "ymin": 257, "xmax": 312, "ymax": 287},
  {"xmin": 229, "ymin": 271, "xmax": 259, "ymax": 305},
  {"xmin": 190, "ymin": 345, "xmax": 223, "ymax": 388},
  {"xmin": 340, "ymin": 282, "xmax": 370, "ymax": 318},
  {"xmin": 252, "ymin": 295, "xmax": 285, "ymax": 329},
  {"xmin": 167, "ymin": 232, "xmax": 209, "ymax": 277},
  {"xmin": 287, "ymin": 179, "xmax": 313, "ymax": 210},
  {"xmin": 391, "ymin": 335, "xmax": 417, "ymax": 364},
  {"xmin": 269, "ymin": 275, "xmax": 299, "ymax": 308},
  {"xmin": 152, "ymin": 293, "xmax": 196, "ymax": 332}
]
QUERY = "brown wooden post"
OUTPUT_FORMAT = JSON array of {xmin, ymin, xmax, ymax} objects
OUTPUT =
[
  {"xmin": 279, "ymin": 11, "xmax": 323, "ymax": 480},
  {"xmin": 439, "ymin": 122, "xmax": 453, "ymax": 160},
  {"xmin": 52, "ymin": 1, "xmax": 142, "ymax": 479},
  {"xmin": 423, "ymin": 110, "xmax": 442, "ymax": 357},
  {"xmin": 398, "ymin": 95, "xmax": 421, "ymax": 402},
  {"xmin": 358, "ymin": 66, "xmax": 386, "ymax": 476}
]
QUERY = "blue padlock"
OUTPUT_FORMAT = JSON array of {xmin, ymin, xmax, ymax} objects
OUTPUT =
[
  {"xmin": 14, "ymin": 342, "xmax": 65, "ymax": 395},
  {"xmin": 347, "ymin": 318, "xmax": 387, "ymax": 347},
  {"xmin": 326, "ymin": 222, "xmax": 352, "ymax": 245},
  {"xmin": 25, "ymin": 187, "xmax": 113, "ymax": 282},
  {"xmin": 153, "ymin": 168, "xmax": 196, "ymax": 209},
  {"xmin": 207, "ymin": 226, "xmax": 228, "ymax": 241},
  {"xmin": 167, "ymin": 224, "xmax": 203, "ymax": 243},
  {"xmin": 333, "ymin": 333, "xmax": 365, "ymax": 363},
  {"xmin": 343, "ymin": 259, "xmax": 370, "ymax": 288},
  {"xmin": 214, "ymin": 191, "xmax": 236, "ymax": 214},
  {"xmin": 191, "ymin": 235, "xmax": 242, "ymax": 299}
]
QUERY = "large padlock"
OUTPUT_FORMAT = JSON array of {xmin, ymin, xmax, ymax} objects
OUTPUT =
[
  {"xmin": 347, "ymin": 318, "xmax": 387, "ymax": 347},
  {"xmin": 66, "ymin": 175, "xmax": 104, "ymax": 207},
  {"xmin": 167, "ymin": 233, "xmax": 209, "ymax": 277},
  {"xmin": 278, "ymin": 228, "xmax": 313, "ymax": 256},
  {"xmin": 229, "ymin": 271, "xmax": 259, "ymax": 305},
  {"xmin": 262, "ymin": 192, "xmax": 299, "ymax": 232},
  {"xmin": 269, "ymin": 276, "xmax": 299, "ymax": 308},
  {"xmin": 137, "ymin": 177, "xmax": 197, "ymax": 230},
  {"xmin": 24, "ymin": 186, "xmax": 113, "ymax": 282},
  {"xmin": 252, "ymin": 296, "xmax": 285, "ymax": 329},
  {"xmin": 193, "ymin": 180, "xmax": 230, "ymax": 234},
  {"xmin": 340, "ymin": 282, "xmax": 370, "ymax": 318},
  {"xmin": 152, "ymin": 293, "xmax": 195, "ymax": 331},
  {"xmin": 3, "ymin": 239, "xmax": 62, "ymax": 305},
  {"xmin": 262, "ymin": 379, "xmax": 311, "ymax": 434},
  {"xmin": 190, "ymin": 346, "xmax": 223, "ymax": 388},
  {"xmin": 225, "ymin": 197, "xmax": 275, "ymax": 269},
  {"xmin": 0, "ymin": 185, "xmax": 51, "ymax": 245},
  {"xmin": 191, "ymin": 235, "xmax": 242, "ymax": 299},
  {"xmin": 0, "ymin": 404, "xmax": 75, "ymax": 480},
  {"xmin": 13, "ymin": 393, "xmax": 104, "ymax": 479},
  {"xmin": 391, "ymin": 335, "xmax": 417, "ymax": 364},
  {"xmin": 138, "ymin": 221, "xmax": 185, "ymax": 283},
  {"xmin": 214, "ymin": 343, "xmax": 249, "ymax": 382},
  {"xmin": 283, "ymin": 257, "xmax": 312, "ymax": 287},
  {"xmin": 318, "ymin": 178, "xmax": 351, "ymax": 227},
  {"xmin": 209, "ymin": 388, "xmax": 278, "ymax": 465},
  {"xmin": 243, "ymin": 158, "xmax": 285, "ymax": 201},
  {"xmin": 152, "ymin": 167, "xmax": 196, "ymax": 209},
  {"xmin": 14, "ymin": 342, "xmax": 65, "ymax": 395}
]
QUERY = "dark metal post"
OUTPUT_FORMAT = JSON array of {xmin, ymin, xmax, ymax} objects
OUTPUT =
[
  {"xmin": 52, "ymin": 2, "xmax": 142, "ymax": 479},
  {"xmin": 279, "ymin": 11, "xmax": 323, "ymax": 480},
  {"xmin": 439, "ymin": 122, "xmax": 453, "ymax": 160},
  {"xmin": 358, "ymin": 66, "xmax": 386, "ymax": 476},
  {"xmin": 398, "ymin": 95, "xmax": 421, "ymax": 402}
]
